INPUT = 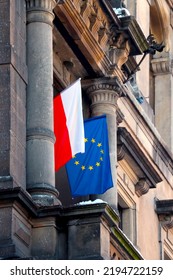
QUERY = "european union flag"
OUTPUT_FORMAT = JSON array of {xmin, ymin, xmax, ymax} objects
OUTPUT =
[{"xmin": 66, "ymin": 115, "xmax": 113, "ymax": 196}]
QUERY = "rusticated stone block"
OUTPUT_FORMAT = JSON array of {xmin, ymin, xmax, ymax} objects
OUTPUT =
[
  {"xmin": 0, "ymin": 207, "xmax": 12, "ymax": 240},
  {"xmin": 0, "ymin": 150, "xmax": 10, "ymax": 176},
  {"xmin": 0, "ymin": 202, "xmax": 32, "ymax": 259},
  {"xmin": 68, "ymin": 217, "xmax": 110, "ymax": 260},
  {"xmin": 0, "ymin": 2, "xmax": 10, "ymax": 23},
  {"xmin": 68, "ymin": 221, "xmax": 100, "ymax": 259},
  {"xmin": 31, "ymin": 218, "xmax": 57, "ymax": 258}
]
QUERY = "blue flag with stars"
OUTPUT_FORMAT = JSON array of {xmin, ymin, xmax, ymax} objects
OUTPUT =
[{"xmin": 66, "ymin": 115, "xmax": 113, "ymax": 196}]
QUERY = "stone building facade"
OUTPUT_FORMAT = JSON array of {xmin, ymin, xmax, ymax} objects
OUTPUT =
[{"xmin": 0, "ymin": 0, "xmax": 173, "ymax": 260}]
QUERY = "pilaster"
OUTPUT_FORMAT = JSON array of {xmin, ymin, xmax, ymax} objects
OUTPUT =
[
  {"xmin": 0, "ymin": 0, "xmax": 27, "ymax": 189},
  {"xmin": 83, "ymin": 77, "xmax": 124, "ymax": 209},
  {"xmin": 26, "ymin": 0, "xmax": 60, "ymax": 205},
  {"xmin": 151, "ymin": 56, "xmax": 173, "ymax": 151}
]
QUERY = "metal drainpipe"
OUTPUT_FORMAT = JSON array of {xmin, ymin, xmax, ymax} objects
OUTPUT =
[{"xmin": 158, "ymin": 222, "xmax": 163, "ymax": 260}]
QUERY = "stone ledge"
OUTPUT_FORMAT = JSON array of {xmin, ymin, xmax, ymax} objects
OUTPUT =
[
  {"xmin": 117, "ymin": 127, "xmax": 162, "ymax": 191},
  {"xmin": 0, "ymin": 188, "xmax": 143, "ymax": 259}
]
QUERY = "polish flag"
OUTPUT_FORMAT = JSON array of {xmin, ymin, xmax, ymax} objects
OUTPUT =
[{"xmin": 54, "ymin": 78, "xmax": 85, "ymax": 171}]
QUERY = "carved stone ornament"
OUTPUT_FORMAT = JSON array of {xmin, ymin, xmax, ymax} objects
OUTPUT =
[
  {"xmin": 135, "ymin": 178, "xmax": 150, "ymax": 197},
  {"xmin": 85, "ymin": 78, "xmax": 123, "ymax": 105},
  {"xmin": 26, "ymin": 0, "xmax": 57, "ymax": 10},
  {"xmin": 155, "ymin": 199, "xmax": 173, "ymax": 229},
  {"xmin": 26, "ymin": 0, "xmax": 57, "ymax": 25},
  {"xmin": 151, "ymin": 57, "xmax": 173, "ymax": 75},
  {"xmin": 158, "ymin": 215, "xmax": 173, "ymax": 230},
  {"xmin": 108, "ymin": 33, "xmax": 131, "ymax": 68},
  {"xmin": 116, "ymin": 108, "xmax": 125, "ymax": 126}
]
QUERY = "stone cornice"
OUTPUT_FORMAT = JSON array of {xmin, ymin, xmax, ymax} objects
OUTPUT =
[
  {"xmin": 156, "ymin": 200, "xmax": 173, "ymax": 215},
  {"xmin": 117, "ymin": 127, "xmax": 162, "ymax": 193},
  {"xmin": 151, "ymin": 57, "xmax": 173, "ymax": 75},
  {"xmin": 0, "ymin": 187, "xmax": 38, "ymax": 216},
  {"xmin": 54, "ymin": 0, "xmax": 148, "ymax": 80},
  {"xmin": 118, "ymin": 16, "xmax": 149, "ymax": 56},
  {"xmin": 54, "ymin": 0, "xmax": 115, "ymax": 77},
  {"xmin": 155, "ymin": 199, "xmax": 173, "ymax": 229},
  {"xmin": 0, "ymin": 187, "xmax": 143, "ymax": 259},
  {"xmin": 82, "ymin": 77, "xmax": 125, "ymax": 114},
  {"xmin": 63, "ymin": 203, "xmax": 143, "ymax": 260},
  {"xmin": 111, "ymin": 227, "xmax": 143, "ymax": 260}
]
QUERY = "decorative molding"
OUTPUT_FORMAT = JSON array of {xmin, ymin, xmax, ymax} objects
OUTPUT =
[
  {"xmin": 159, "ymin": 215, "xmax": 173, "ymax": 230},
  {"xmin": 80, "ymin": 0, "xmax": 89, "ymax": 16},
  {"xmin": 88, "ymin": 90, "xmax": 118, "ymax": 104},
  {"xmin": 135, "ymin": 178, "xmax": 150, "ymax": 197},
  {"xmin": 26, "ymin": 0, "xmax": 56, "ymax": 25},
  {"xmin": 26, "ymin": 127, "xmax": 55, "ymax": 143},
  {"xmin": 151, "ymin": 57, "xmax": 173, "ymax": 75},
  {"xmin": 83, "ymin": 77, "xmax": 125, "ymax": 114},
  {"xmin": 54, "ymin": 0, "xmax": 148, "ymax": 80},
  {"xmin": 26, "ymin": 0, "xmax": 57, "ymax": 10},
  {"xmin": 111, "ymin": 227, "xmax": 144, "ymax": 260},
  {"xmin": 155, "ymin": 199, "xmax": 173, "ymax": 229},
  {"xmin": 84, "ymin": 77, "xmax": 124, "ymax": 95},
  {"xmin": 118, "ymin": 16, "xmax": 149, "ymax": 56},
  {"xmin": 116, "ymin": 108, "xmax": 125, "ymax": 126},
  {"xmin": 117, "ymin": 127, "xmax": 162, "ymax": 190},
  {"xmin": 109, "ymin": 40, "xmax": 131, "ymax": 69}
]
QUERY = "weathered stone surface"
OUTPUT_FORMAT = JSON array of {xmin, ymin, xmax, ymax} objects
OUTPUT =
[
  {"xmin": 31, "ymin": 218, "xmax": 57, "ymax": 258},
  {"xmin": 26, "ymin": 0, "xmax": 60, "ymax": 205},
  {"xmin": 0, "ymin": 1, "xmax": 27, "ymax": 189},
  {"xmin": 68, "ymin": 221, "xmax": 101, "ymax": 259}
]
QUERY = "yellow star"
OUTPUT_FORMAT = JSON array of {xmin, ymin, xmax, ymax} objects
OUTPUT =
[
  {"xmin": 91, "ymin": 138, "xmax": 96, "ymax": 143},
  {"xmin": 100, "ymin": 157, "xmax": 103, "ymax": 161},
  {"xmin": 88, "ymin": 166, "xmax": 93, "ymax": 170},
  {"xmin": 96, "ymin": 162, "xmax": 100, "ymax": 167},
  {"xmin": 81, "ymin": 165, "xmax": 85, "ymax": 170},
  {"xmin": 97, "ymin": 143, "xmax": 102, "ymax": 147},
  {"xmin": 74, "ymin": 161, "xmax": 80, "ymax": 165},
  {"xmin": 84, "ymin": 138, "xmax": 88, "ymax": 142},
  {"xmin": 72, "ymin": 155, "xmax": 76, "ymax": 158},
  {"xmin": 100, "ymin": 149, "xmax": 104, "ymax": 154}
]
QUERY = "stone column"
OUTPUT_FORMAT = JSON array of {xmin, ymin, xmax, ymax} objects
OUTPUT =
[
  {"xmin": 84, "ymin": 77, "xmax": 123, "ymax": 209},
  {"xmin": 26, "ymin": 0, "xmax": 60, "ymax": 205}
]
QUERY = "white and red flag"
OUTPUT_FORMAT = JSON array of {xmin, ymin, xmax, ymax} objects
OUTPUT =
[{"xmin": 54, "ymin": 78, "xmax": 85, "ymax": 171}]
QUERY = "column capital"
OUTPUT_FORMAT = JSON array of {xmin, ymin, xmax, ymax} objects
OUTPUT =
[
  {"xmin": 151, "ymin": 56, "xmax": 173, "ymax": 75},
  {"xmin": 26, "ymin": 0, "xmax": 57, "ymax": 25},
  {"xmin": 83, "ymin": 77, "xmax": 124, "ymax": 115},
  {"xmin": 83, "ymin": 77, "xmax": 123, "ymax": 96}
]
